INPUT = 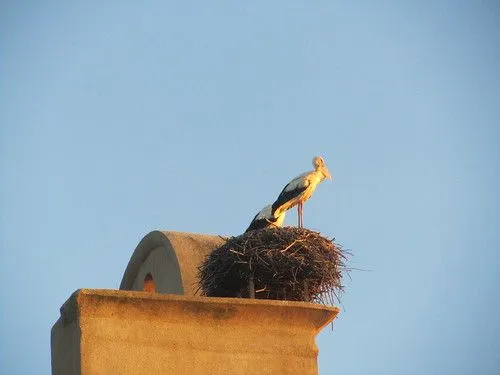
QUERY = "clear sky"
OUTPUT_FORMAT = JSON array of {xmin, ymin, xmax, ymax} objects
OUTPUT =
[{"xmin": 1, "ymin": 1, "xmax": 499, "ymax": 374}]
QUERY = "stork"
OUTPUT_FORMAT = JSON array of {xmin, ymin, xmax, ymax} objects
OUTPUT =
[
  {"xmin": 271, "ymin": 156, "xmax": 332, "ymax": 228},
  {"xmin": 245, "ymin": 204, "xmax": 286, "ymax": 232}
]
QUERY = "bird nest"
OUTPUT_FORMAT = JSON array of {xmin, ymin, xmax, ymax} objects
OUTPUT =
[{"xmin": 198, "ymin": 227, "xmax": 348, "ymax": 305}]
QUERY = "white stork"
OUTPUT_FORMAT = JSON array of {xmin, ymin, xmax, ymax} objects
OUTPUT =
[
  {"xmin": 245, "ymin": 204, "xmax": 286, "ymax": 232},
  {"xmin": 271, "ymin": 156, "xmax": 332, "ymax": 228}
]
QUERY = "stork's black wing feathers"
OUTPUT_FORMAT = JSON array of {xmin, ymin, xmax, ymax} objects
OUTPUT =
[
  {"xmin": 245, "ymin": 215, "xmax": 277, "ymax": 232},
  {"xmin": 271, "ymin": 183, "xmax": 308, "ymax": 214},
  {"xmin": 246, "ymin": 218, "xmax": 268, "ymax": 232}
]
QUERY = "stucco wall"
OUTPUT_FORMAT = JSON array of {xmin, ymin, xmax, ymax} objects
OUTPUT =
[
  {"xmin": 120, "ymin": 231, "xmax": 225, "ymax": 295},
  {"xmin": 51, "ymin": 289, "xmax": 339, "ymax": 375}
]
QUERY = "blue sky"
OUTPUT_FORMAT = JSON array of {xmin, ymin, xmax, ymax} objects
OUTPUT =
[{"xmin": 1, "ymin": 1, "xmax": 499, "ymax": 374}]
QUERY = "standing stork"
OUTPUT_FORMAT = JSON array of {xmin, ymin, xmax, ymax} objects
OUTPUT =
[
  {"xmin": 245, "ymin": 204, "xmax": 286, "ymax": 232},
  {"xmin": 271, "ymin": 156, "xmax": 332, "ymax": 228}
]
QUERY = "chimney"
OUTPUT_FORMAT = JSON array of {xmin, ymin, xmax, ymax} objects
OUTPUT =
[{"xmin": 51, "ymin": 231, "xmax": 339, "ymax": 375}]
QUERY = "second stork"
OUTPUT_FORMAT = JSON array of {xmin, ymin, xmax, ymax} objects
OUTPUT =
[{"xmin": 245, "ymin": 204, "xmax": 286, "ymax": 232}]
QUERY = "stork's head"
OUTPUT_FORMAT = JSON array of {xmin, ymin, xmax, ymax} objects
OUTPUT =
[{"xmin": 313, "ymin": 156, "xmax": 332, "ymax": 180}]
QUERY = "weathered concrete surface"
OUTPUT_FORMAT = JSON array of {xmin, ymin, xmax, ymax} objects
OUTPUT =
[
  {"xmin": 120, "ymin": 231, "xmax": 225, "ymax": 296},
  {"xmin": 51, "ymin": 289, "xmax": 339, "ymax": 375}
]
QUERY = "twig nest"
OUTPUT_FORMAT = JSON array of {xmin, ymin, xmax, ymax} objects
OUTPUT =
[{"xmin": 198, "ymin": 227, "xmax": 348, "ymax": 305}]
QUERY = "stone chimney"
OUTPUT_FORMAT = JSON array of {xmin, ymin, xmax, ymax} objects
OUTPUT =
[{"xmin": 51, "ymin": 231, "xmax": 339, "ymax": 375}]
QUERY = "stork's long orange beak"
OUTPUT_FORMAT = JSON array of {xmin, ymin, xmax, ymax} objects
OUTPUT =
[{"xmin": 324, "ymin": 168, "xmax": 333, "ymax": 180}]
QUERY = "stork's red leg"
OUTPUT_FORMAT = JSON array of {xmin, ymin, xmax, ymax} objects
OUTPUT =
[
  {"xmin": 297, "ymin": 204, "xmax": 300, "ymax": 228},
  {"xmin": 297, "ymin": 203, "xmax": 300, "ymax": 228},
  {"xmin": 300, "ymin": 203, "xmax": 304, "ymax": 228},
  {"xmin": 300, "ymin": 203, "xmax": 302, "ymax": 228},
  {"xmin": 298, "ymin": 202, "xmax": 303, "ymax": 228}
]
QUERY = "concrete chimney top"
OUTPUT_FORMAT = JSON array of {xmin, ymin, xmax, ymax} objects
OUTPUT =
[{"xmin": 51, "ymin": 230, "xmax": 340, "ymax": 375}]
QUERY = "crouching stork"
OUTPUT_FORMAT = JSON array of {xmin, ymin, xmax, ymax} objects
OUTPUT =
[{"xmin": 245, "ymin": 204, "xmax": 286, "ymax": 232}]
